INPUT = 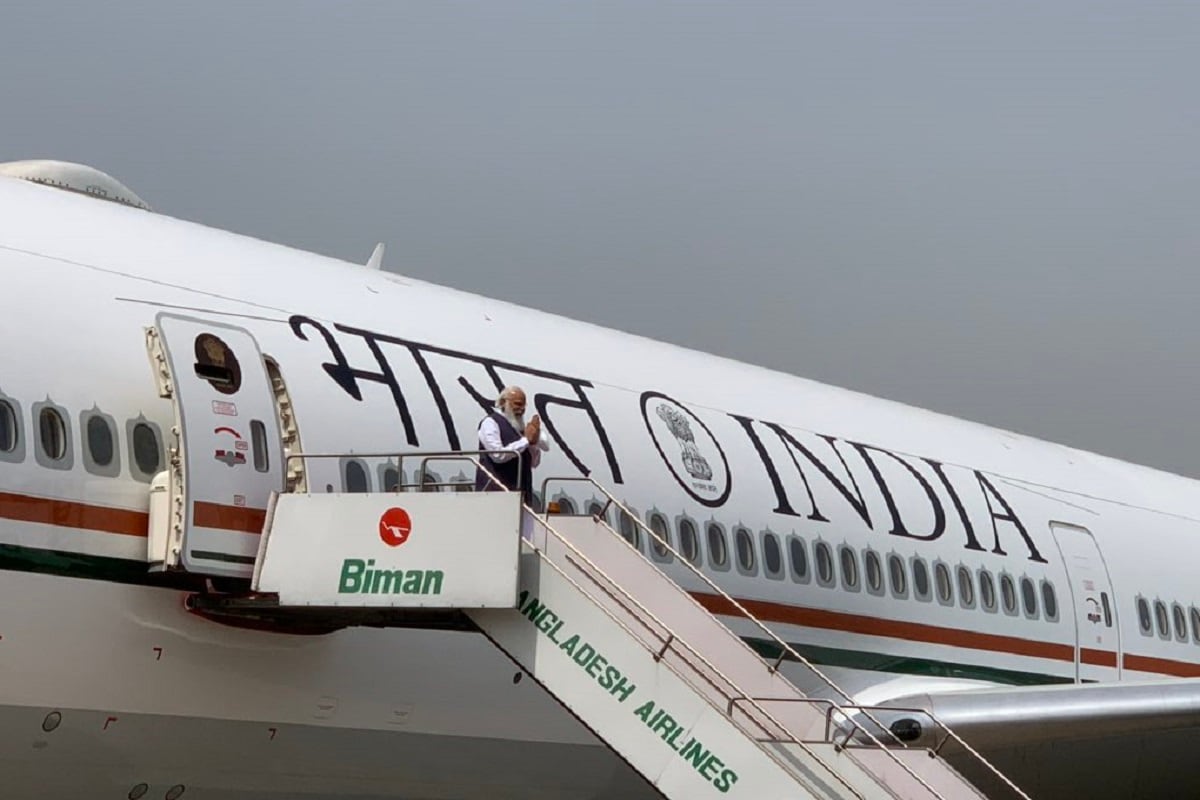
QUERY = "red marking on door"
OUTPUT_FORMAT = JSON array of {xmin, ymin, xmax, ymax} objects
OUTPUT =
[
  {"xmin": 103, "ymin": 716, "xmax": 118, "ymax": 730},
  {"xmin": 379, "ymin": 507, "xmax": 412, "ymax": 547}
]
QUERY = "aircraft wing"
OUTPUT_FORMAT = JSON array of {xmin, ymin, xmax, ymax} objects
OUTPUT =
[{"xmin": 868, "ymin": 680, "xmax": 1200, "ymax": 799}]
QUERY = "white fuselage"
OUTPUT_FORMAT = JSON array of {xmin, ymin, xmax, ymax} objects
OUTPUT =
[{"xmin": 0, "ymin": 175, "xmax": 1197, "ymax": 798}]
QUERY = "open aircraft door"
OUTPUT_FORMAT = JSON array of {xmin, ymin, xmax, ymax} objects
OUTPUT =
[
  {"xmin": 146, "ymin": 314, "xmax": 285, "ymax": 578},
  {"xmin": 1051, "ymin": 522, "xmax": 1121, "ymax": 682}
]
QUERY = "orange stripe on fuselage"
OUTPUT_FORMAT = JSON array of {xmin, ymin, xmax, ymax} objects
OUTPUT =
[
  {"xmin": 1, "ymin": 491, "xmax": 1199, "ymax": 677},
  {"xmin": 1081, "ymin": 647, "xmax": 1118, "ymax": 667},
  {"xmin": 693, "ymin": 593, "xmax": 1200, "ymax": 677},
  {"xmin": 691, "ymin": 591, "xmax": 1076, "ymax": 662},
  {"xmin": 192, "ymin": 501, "xmax": 266, "ymax": 534},
  {"xmin": 0, "ymin": 491, "xmax": 147, "ymax": 537},
  {"xmin": 1123, "ymin": 653, "xmax": 1200, "ymax": 677},
  {"xmin": 0, "ymin": 492, "xmax": 264, "ymax": 537}
]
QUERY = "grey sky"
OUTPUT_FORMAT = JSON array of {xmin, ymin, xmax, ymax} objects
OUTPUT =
[{"xmin": 4, "ymin": 2, "xmax": 1198, "ymax": 475}]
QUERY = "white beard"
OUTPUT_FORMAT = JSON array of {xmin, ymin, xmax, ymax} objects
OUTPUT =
[{"xmin": 504, "ymin": 410, "xmax": 525, "ymax": 430}]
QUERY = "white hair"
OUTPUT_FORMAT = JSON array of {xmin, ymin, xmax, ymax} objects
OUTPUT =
[{"xmin": 495, "ymin": 385, "xmax": 524, "ymax": 410}]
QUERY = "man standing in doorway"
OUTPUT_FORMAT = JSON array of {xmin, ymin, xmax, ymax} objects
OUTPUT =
[{"xmin": 475, "ymin": 386, "xmax": 550, "ymax": 505}]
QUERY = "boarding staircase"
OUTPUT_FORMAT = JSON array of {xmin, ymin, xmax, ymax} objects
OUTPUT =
[{"xmin": 210, "ymin": 452, "xmax": 1026, "ymax": 800}]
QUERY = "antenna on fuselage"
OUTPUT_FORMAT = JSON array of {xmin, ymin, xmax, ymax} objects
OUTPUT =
[{"xmin": 366, "ymin": 243, "xmax": 385, "ymax": 270}]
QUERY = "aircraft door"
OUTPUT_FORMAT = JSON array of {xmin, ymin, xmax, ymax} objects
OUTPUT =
[
  {"xmin": 1051, "ymin": 522, "xmax": 1120, "ymax": 682},
  {"xmin": 147, "ymin": 314, "xmax": 284, "ymax": 578}
]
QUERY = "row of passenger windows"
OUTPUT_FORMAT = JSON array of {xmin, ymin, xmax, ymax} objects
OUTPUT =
[
  {"xmin": 607, "ymin": 508, "xmax": 1059, "ymax": 622},
  {"xmin": 334, "ymin": 464, "xmax": 1064, "ymax": 625},
  {"xmin": 339, "ymin": 460, "xmax": 474, "ymax": 493},
  {"xmin": 0, "ymin": 396, "xmax": 165, "ymax": 481},
  {"xmin": 1135, "ymin": 596, "xmax": 1200, "ymax": 644}
]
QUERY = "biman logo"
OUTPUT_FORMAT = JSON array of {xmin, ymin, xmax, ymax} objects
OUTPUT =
[
  {"xmin": 339, "ymin": 507, "xmax": 443, "ymax": 596},
  {"xmin": 379, "ymin": 507, "xmax": 412, "ymax": 547},
  {"xmin": 338, "ymin": 559, "xmax": 443, "ymax": 596}
]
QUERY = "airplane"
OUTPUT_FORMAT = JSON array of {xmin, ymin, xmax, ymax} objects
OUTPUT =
[{"xmin": 0, "ymin": 157, "xmax": 1197, "ymax": 799}]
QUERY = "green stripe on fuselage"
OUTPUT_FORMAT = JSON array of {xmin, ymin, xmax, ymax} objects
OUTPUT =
[
  {"xmin": 0, "ymin": 542, "xmax": 1070, "ymax": 685},
  {"xmin": 744, "ymin": 637, "xmax": 1072, "ymax": 686},
  {"xmin": 0, "ymin": 543, "xmax": 218, "ymax": 590}
]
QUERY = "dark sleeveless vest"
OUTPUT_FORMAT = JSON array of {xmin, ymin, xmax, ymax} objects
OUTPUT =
[{"xmin": 475, "ymin": 412, "xmax": 533, "ymax": 501}]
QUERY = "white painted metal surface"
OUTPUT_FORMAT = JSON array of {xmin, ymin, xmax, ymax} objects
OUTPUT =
[
  {"xmin": 153, "ymin": 314, "xmax": 285, "ymax": 576},
  {"xmin": 471, "ymin": 514, "xmax": 988, "ymax": 799},
  {"xmin": 0, "ymin": 159, "xmax": 151, "ymax": 209},
  {"xmin": 0, "ymin": 169, "xmax": 1197, "ymax": 797},
  {"xmin": 1051, "ymin": 523, "xmax": 1121, "ymax": 682},
  {"xmin": 254, "ymin": 491, "xmax": 522, "ymax": 607}
]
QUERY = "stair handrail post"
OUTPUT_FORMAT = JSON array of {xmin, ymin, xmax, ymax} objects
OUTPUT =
[
  {"xmin": 538, "ymin": 475, "xmax": 1029, "ymax": 800},
  {"xmin": 520, "ymin": 512, "xmax": 869, "ymax": 800}
]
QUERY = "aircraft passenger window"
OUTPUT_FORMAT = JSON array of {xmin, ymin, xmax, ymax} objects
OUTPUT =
[
  {"xmin": 763, "ymin": 533, "xmax": 782, "ymax": 577},
  {"xmin": 193, "ymin": 333, "xmax": 241, "ymax": 394},
  {"xmin": 39, "ymin": 408, "xmax": 67, "ymax": 461},
  {"xmin": 649, "ymin": 514, "xmax": 673, "ymax": 561},
  {"xmin": 912, "ymin": 558, "xmax": 931, "ymax": 601},
  {"xmin": 80, "ymin": 411, "xmax": 120, "ymax": 478},
  {"xmin": 979, "ymin": 570, "xmax": 997, "ymax": 612},
  {"xmin": 1020, "ymin": 577, "xmax": 1038, "ymax": 618},
  {"xmin": 1040, "ymin": 581, "xmax": 1058, "ymax": 621},
  {"xmin": 735, "ymin": 528, "xmax": 756, "ymax": 573},
  {"xmin": 707, "ymin": 523, "xmax": 729, "ymax": 569},
  {"xmin": 32, "ymin": 402, "xmax": 74, "ymax": 471},
  {"xmin": 0, "ymin": 400, "xmax": 15, "ymax": 453},
  {"xmin": 999, "ymin": 574, "xmax": 1017, "ymax": 615},
  {"xmin": 345, "ymin": 460, "xmax": 370, "ymax": 493},
  {"xmin": 1190, "ymin": 607, "xmax": 1200, "ymax": 643},
  {"xmin": 679, "ymin": 519, "xmax": 700, "ymax": 565},
  {"xmin": 552, "ymin": 496, "xmax": 576, "ymax": 514},
  {"xmin": 815, "ymin": 542, "xmax": 834, "ymax": 586},
  {"xmin": 1136, "ymin": 598, "xmax": 1152, "ymax": 635},
  {"xmin": 420, "ymin": 470, "xmax": 444, "ymax": 494},
  {"xmin": 1173, "ymin": 603, "xmax": 1187, "ymax": 642},
  {"xmin": 619, "ymin": 511, "xmax": 642, "ymax": 550},
  {"xmin": 788, "ymin": 537, "xmax": 809, "ymax": 582},
  {"xmin": 586, "ymin": 501, "xmax": 609, "ymax": 524},
  {"xmin": 382, "ymin": 466, "xmax": 400, "ymax": 492},
  {"xmin": 85, "ymin": 416, "xmax": 114, "ymax": 466},
  {"xmin": 934, "ymin": 562, "xmax": 953, "ymax": 605},
  {"xmin": 1155, "ymin": 600, "xmax": 1170, "ymax": 639},
  {"xmin": 887, "ymin": 554, "xmax": 907, "ymax": 597},
  {"xmin": 0, "ymin": 397, "xmax": 24, "ymax": 463},
  {"xmin": 250, "ymin": 420, "xmax": 270, "ymax": 473},
  {"xmin": 864, "ymin": 550, "xmax": 884, "ymax": 595},
  {"xmin": 129, "ymin": 421, "xmax": 162, "ymax": 480},
  {"xmin": 839, "ymin": 546, "xmax": 859, "ymax": 591},
  {"xmin": 957, "ymin": 566, "xmax": 976, "ymax": 608}
]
